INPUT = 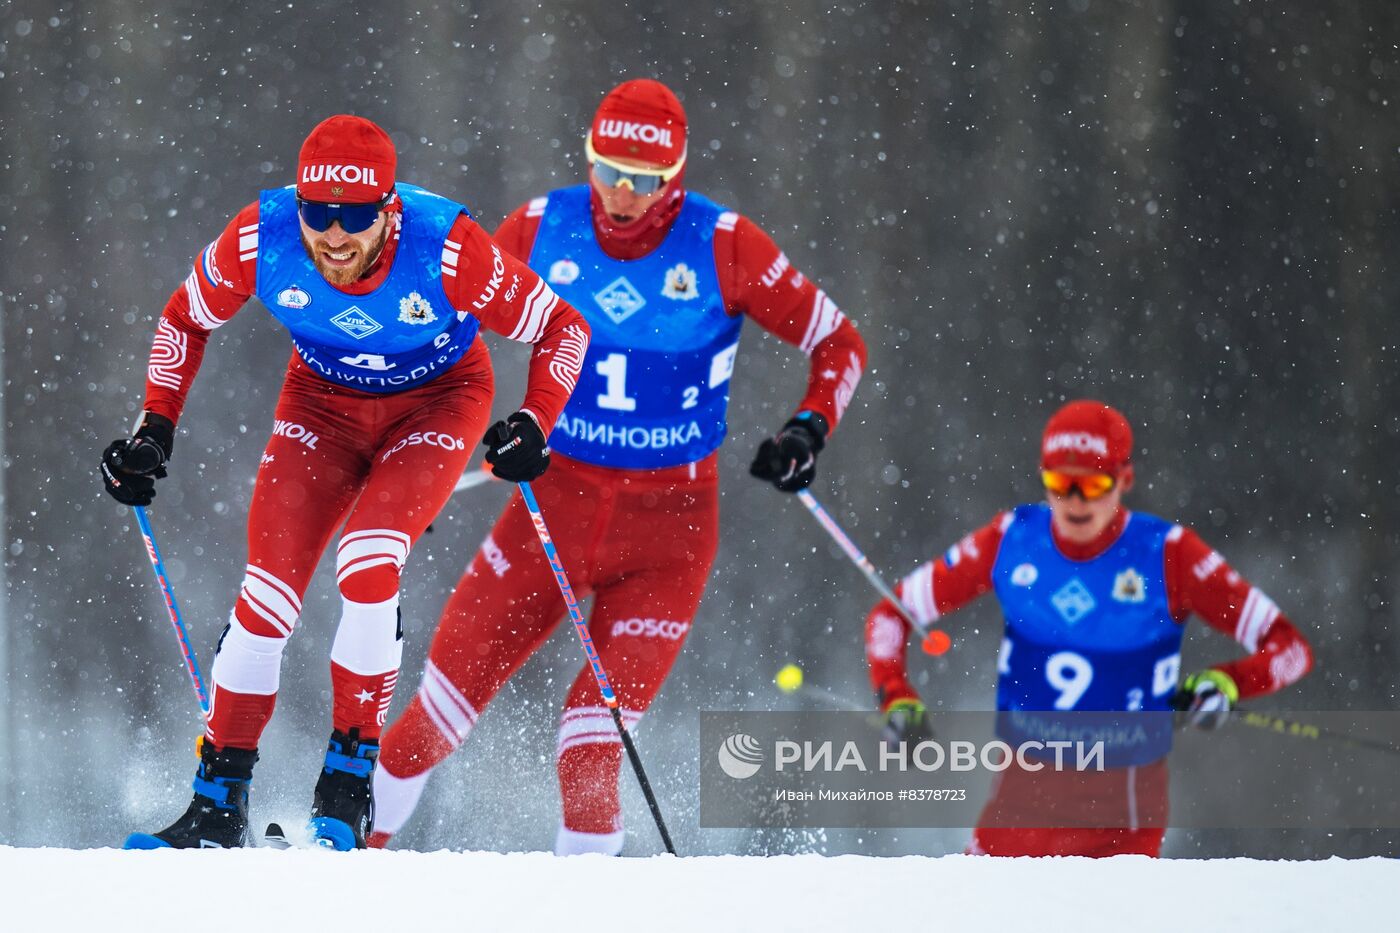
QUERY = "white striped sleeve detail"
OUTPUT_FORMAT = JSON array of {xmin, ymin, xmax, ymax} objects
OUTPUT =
[
  {"xmin": 899, "ymin": 563, "xmax": 940, "ymax": 625},
  {"xmin": 336, "ymin": 530, "xmax": 412, "ymax": 585},
  {"xmin": 548, "ymin": 323, "xmax": 589, "ymax": 394},
  {"xmin": 1268, "ymin": 642, "xmax": 1310, "ymax": 689},
  {"xmin": 797, "ymin": 289, "xmax": 847, "ymax": 355},
  {"xmin": 238, "ymin": 566, "xmax": 302, "ymax": 637},
  {"xmin": 507, "ymin": 279, "xmax": 559, "ymax": 343},
  {"xmin": 419, "ymin": 660, "xmax": 478, "ymax": 747},
  {"xmin": 183, "ymin": 271, "xmax": 225, "ymax": 331},
  {"xmin": 441, "ymin": 241, "xmax": 461, "ymax": 278},
  {"xmin": 237, "ymin": 231, "xmax": 258, "ymax": 262},
  {"xmin": 237, "ymin": 223, "xmax": 259, "ymax": 234},
  {"xmin": 557, "ymin": 706, "xmax": 643, "ymax": 757},
  {"xmin": 526, "ymin": 197, "xmax": 548, "ymax": 218},
  {"xmin": 716, "ymin": 211, "xmax": 739, "ymax": 232},
  {"xmin": 1234, "ymin": 587, "xmax": 1281, "ymax": 653},
  {"xmin": 147, "ymin": 318, "xmax": 188, "ymax": 391}
]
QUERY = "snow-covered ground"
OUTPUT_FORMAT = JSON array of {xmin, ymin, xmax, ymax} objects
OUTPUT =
[{"xmin": 6, "ymin": 847, "xmax": 1394, "ymax": 931}]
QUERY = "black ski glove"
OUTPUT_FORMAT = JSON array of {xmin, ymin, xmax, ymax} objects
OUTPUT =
[
  {"xmin": 101, "ymin": 412, "xmax": 175, "ymax": 506},
  {"xmin": 749, "ymin": 412, "xmax": 828, "ymax": 493},
  {"xmin": 482, "ymin": 411, "xmax": 549, "ymax": 483}
]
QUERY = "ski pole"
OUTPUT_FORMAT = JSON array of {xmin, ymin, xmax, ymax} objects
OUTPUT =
[
  {"xmin": 794, "ymin": 489, "xmax": 951, "ymax": 656},
  {"xmin": 1232, "ymin": 710, "xmax": 1400, "ymax": 758},
  {"xmin": 132, "ymin": 505, "xmax": 209, "ymax": 714},
  {"xmin": 517, "ymin": 481, "xmax": 677, "ymax": 855}
]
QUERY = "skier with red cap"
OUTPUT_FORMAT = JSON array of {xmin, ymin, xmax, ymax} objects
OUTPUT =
[
  {"xmin": 371, "ymin": 79, "xmax": 868, "ymax": 855},
  {"xmin": 102, "ymin": 114, "xmax": 590, "ymax": 850},
  {"xmin": 864, "ymin": 399, "xmax": 1314, "ymax": 856}
]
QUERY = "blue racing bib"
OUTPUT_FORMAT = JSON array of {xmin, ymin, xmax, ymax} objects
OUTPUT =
[
  {"xmin": 528, "ymin": 186, "xmax": 743, "ymax": 468},
  {"xmin": 255, "ymin": 183, "xmax": 480, "ymax": 392},
  {"xmin": 991, "ymin": 505, "xmax": 1185, "ymax": 765}
]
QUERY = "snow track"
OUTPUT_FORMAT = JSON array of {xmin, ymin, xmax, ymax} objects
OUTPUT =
[{"xmin": 6, "ymin": 847, "xmax": 1393, "ymax": 931}]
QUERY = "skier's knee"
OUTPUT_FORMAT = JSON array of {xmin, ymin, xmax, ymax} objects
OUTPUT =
[
  {"xmin": 331, "ymin": 595, "xmax": 404, "ymax": 676},
  {"xmin": 232, "ymin": 564, "xmax": 302, "ymax": 638},
  {"xmin": 336, "ymin": 529, "xmax": 410, "ymax": 603}
]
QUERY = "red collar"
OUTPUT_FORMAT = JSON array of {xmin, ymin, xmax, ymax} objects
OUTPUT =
[
  {"xmin": 589, "ymin": 183, "xmax": 686, "ymax": 261},
  {"xmin": 1050, "ymin": 508, "xmax": 1128, "ymax": 561}
]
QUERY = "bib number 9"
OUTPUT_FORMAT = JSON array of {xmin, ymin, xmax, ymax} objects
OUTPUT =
[{"xmin": 1045, "ymin": 651, "xmax": 1094, "ymax": 710}]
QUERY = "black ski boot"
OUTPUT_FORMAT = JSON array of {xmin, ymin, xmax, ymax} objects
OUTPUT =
[
  {"xmin": 308, "ymin": 728, "xmax": 378, "ymax": 850},
  {"xmin": 124, "ymin": 740, "xmax": 258, "ymax": 849}
]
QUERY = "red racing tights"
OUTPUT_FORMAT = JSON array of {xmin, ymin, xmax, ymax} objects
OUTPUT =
[
  {"xmin": 970, "ymin": 757, "xmax": 1168, "ymax": 857},
  {"xmin": 204, "ymin": 343, "xmax": 493, "ymax": 752},
  {"xmin": 373, "ymin": 453, "xmax": 719, "ymax": 852}
]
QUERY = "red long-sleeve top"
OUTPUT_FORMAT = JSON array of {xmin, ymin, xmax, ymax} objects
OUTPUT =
[
  {"xmin": 141, "ymin": 199, "xmax": 588, "ymax": 434},
  {"xmin": 867, "ymin": 508, "xmax": 1314, "ymax": 708}
]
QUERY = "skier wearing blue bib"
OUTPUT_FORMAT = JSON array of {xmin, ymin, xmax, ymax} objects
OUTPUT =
[
  {"xmin": 864, "ymin": 400, "xmax": 1315, "ymax": 856},
  {"xmin": 101, "ymin": 115, "xmax": 589, "ymax": 849},
  {"xmin": 372, "ymin": 79, "xmax": 869, "ymax": 854}
]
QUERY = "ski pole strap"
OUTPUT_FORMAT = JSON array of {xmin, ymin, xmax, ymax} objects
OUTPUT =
[
  {"xmin": 794, "ymin": 489, "xmax": 926, "ymax": 634},
  {"xmin": 133, "ymin": 505, "xmax": 210, "ymax": 714},
  {"xmin": 517, "ymin": 481, "xmax": 618, "ymax": 708}
]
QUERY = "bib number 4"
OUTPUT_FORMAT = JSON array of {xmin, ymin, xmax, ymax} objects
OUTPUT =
[{"xmin": 340, "ymin": 353, "xmax": 395, "ymax": 371}]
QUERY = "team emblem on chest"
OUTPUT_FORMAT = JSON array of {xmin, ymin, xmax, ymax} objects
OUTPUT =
[
  {"xmin": 593, "ymin": 276, "xmax": 647, "ymax": 324},
  {"xmin": 662, "ymin": 263, "xmax": 699, "ymax": 300},
  {"xmin": 398, "ymin": 291, "xmax": 437, "ymax": 325},
  {"xmin": 277, "ymin": 286, "xmax": 311, "ymax": 309},
  {"xmin": 1050, "ymin": 577, "xmax": 1096, "ymax": 624},
  {"xmin": 549, "ymin": 259, "xmax": 580, "ymax": 286},
  {"xmin": 1112, "ymin": 568, "xmax": 1147, "ymax": 603}
]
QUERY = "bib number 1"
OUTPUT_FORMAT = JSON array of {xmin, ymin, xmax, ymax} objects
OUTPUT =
[{"xmin": 596, "ymin": 353, "xmax": 637, "ymax": 412}]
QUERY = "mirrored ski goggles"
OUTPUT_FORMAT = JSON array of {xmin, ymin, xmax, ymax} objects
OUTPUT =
[
  {"xmin": 297, "ymin": 190, "xmax": 394, "ymax": 235},
  {"xmin": 1040, "ymin": 469, "xmax": 1117, "ymax": 501},
  {"xmin": 585, "ymin": 134, "xmax": 684, "ymax": 195}
]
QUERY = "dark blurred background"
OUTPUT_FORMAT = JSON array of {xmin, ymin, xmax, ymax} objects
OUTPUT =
[{"xmin": 1, "ymin": 1, "xmax": 1396, "ymax": 856}]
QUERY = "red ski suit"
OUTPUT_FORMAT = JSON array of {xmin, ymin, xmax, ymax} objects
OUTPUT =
[
  {"xmin": 373, "ymin": 194, "xmax": 867, "ymax": 851},
  {"xmin": 865, "ymin": 508, "xmax": 1314, "ymax": 857},
  {"xmin": 141, "ymin": 198, "xmax": 588, "ymax": 751}
]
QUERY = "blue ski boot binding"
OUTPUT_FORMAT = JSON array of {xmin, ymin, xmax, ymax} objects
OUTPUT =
[
  {"xmin": 308, "ymin": 728, "xmax": 378, "ymax": 851},
  {"xmin": 124, "ymin": 739, "xmax": 257, "ymax": 849}
]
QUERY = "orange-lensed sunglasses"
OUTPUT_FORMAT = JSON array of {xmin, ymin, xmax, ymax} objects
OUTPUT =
[{"xmin": 1040, "ymin": 469, "xmax": 1116, "ymax": 501}]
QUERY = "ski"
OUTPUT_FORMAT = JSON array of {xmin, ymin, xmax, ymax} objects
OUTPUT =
[
  {"xmin": 263, "ymin": 819, "xmax": 359, "ymax": 850},
  {"xmin": 262, "ymin": 821, "xmax": 294, "ymax": 849}
]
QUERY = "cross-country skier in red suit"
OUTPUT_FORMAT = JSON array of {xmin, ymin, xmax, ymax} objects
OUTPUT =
[
  {"xmin": 370, "ymin": 79, "xmax": 869, "ymax": 855},
  {"xmin": 100, "ymin": 115, "xmax": 590, "ymax": 850},
  {"xmin": 865, "ymin": 400, "xmax": 1314, "ymax": 857}
]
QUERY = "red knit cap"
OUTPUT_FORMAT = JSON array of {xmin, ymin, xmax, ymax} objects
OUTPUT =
[
  {"xmin": 297, "ymin": 115, "xmax": 396, "ymax": 204},
  {"xmin": 1041, "ymin": 400, "xmax": 1134, "ymax": 474},
  {"xmin": 589, "ymin": 79, "xmax": 687, "ymax": 168}
]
